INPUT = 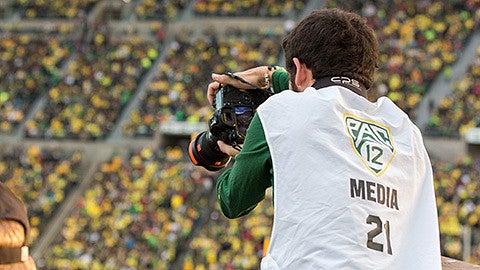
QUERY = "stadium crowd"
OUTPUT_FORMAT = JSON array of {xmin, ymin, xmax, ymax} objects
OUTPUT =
[
  {"xmin": 23, "ymin": 23, "xmax": 161, "ymax": 140},
  {"xmin": 0, "ymin": 0, "xmax": 480, "ymax": 268},
  {"xmin": 0, "ymin": 34, "xmax": 72, "ymax": 135},
  {"xmin": 0, "ymin": 145, "xmax": 83, "ymax": 244},
  {"xmin": 42, "ymin": 146, "xmax": 214, "ymax": 269},
  {"xmin": 426, "ymin": 44, "xmax": 480, "ymax": 137},
  {"xmin": 193, "ymin": 0, "xmax": 308, "ymax": 18},
  {"xmin": 135, "ymin": 0, "xmax": 190, "ymax": 21},
  {"xmin": 433, "ymin": 156, "xmax": 480, "ymax": 263},
  {"xmin": 12, "ymin": 0, "xmax": 99, "ymax": 19}
]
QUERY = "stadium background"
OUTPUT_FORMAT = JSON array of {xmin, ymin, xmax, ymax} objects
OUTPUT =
[{"xmin": 0, "ymin": 0, "xmax": 479, "ymax": 269}]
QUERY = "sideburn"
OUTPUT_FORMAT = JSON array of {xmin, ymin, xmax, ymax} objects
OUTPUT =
[{"xmin": 290, "ymin": 76, "xmax": 299, "ymax": 92}]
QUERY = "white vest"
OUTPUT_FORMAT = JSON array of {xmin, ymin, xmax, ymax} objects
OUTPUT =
[{"xmin": 258, "ymin": 86, "xmax": 441, "ymax": 270}]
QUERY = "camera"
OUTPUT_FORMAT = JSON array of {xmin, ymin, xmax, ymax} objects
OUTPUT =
[{"xmin": 189, "ymin": 84, "xmax": 271, "ymax": 171}]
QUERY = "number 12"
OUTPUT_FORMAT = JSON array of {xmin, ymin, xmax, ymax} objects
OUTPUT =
[{"xmin": 366, "ymin": 214, "xmax": 392, "ymax": 255}]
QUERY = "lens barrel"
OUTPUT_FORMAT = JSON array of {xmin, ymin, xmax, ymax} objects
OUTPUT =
[{"xmin": 188, "ymin": 131, "xmax": 231, "ymax": 171}]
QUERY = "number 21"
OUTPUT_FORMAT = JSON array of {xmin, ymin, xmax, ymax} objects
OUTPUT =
[{"xmin": 366, "ymin": 214, "xmax": 392, "ymax": 255}]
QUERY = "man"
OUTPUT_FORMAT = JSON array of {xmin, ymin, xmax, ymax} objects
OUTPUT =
[
  {"xmin": 0, "ymin": 182, "xmax": 37, "ymax": 270},
  {"xmin": 206, "ymin": 8, "xmax": 442, "ymax": 269}
]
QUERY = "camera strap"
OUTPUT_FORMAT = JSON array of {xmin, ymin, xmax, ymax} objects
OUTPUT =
[
  {"xmin": 226, "ymin": 72, "xmax": 263, "ymax": 90},
  {"xmin": 225, "ymin": 72, "xmax": 274, "ymax": 94},
  {"xmin": 312, "ymin": 76, "xmax": 367, "ymax": 98}
]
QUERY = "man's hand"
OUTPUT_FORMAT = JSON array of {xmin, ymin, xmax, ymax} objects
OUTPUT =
[
  {"xmin": 207, "ymin": 66, "xmax": 273, "ymax": 105},
  {"xmin": 217, "ymin": 141, "xmax": 241, "ymax": 157}
]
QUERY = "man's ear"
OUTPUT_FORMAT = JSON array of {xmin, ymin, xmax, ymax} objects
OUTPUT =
[{"xmin": 293, "ymin": 57, "xmax": 313, "ymax": 91}]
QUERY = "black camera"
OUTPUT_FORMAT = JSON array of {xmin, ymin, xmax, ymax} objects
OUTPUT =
[{"xmin": 189, "ymin": 84, "xmax": 271, "ymax": 171}]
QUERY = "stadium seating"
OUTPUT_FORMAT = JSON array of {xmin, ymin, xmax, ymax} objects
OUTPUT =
[
  {"xmin": 135, "ymin": 0, "xmax": 189, "ymax": 21},
  {"xmin": 0, "ymin": 145, "xmax": 83, "ymax": 244},
  {"xmin": 0, "ymin": 34, "xmax": 72, "ymax": 135},
  {"xmin": 43, "ymin": 146, "xmax": 215, "ymax": 269},
  {"xmin": 23, "ymin": 25, "xmax": 161, "ymax": 140},
  {"xmin": 426, "ymin": 44, "xmax": 480, "ymax": 137},
  {"xmin": 193, "ymin": 0, "xmax": 308, "ymax": 17},
  {"xmin": 433, "ymin": 156, "xmax": 480, "ymax": 263},
  {"xmin": 12, "ymin": 0, "xmax": 99, "ymax": 18}
]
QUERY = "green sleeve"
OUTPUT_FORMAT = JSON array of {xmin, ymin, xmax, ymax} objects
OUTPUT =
[
  {"xmin": 216, "ymin": 113, "xmax": 272, "ymax": 219},
  {"xmin": 272, "ymin": 69, "xmax": 290, "ymax": 93}
]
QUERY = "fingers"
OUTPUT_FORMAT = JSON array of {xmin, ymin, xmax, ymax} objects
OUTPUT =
[
  {"xmin": 208, "ymin": 71, "xmax": 266, "ymax": 105},
  {"xmin": 207, "ymin": 73, "xmax": 239, "ymax": 105},
  {"xmin": 217, "ymin": 141, "xmax": 241, "ymax": 157},
  {"xmin": 207, "ymin": 81, "xmax": 221, "ymax": 105}
]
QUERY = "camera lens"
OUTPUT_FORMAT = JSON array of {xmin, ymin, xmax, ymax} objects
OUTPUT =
[{"xmin": 188, "ymin": 131, "xmax": 231, "ymax": 171}]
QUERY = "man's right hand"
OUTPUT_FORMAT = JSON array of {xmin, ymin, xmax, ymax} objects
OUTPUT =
[
  {"xmin": 207, "ymin": 66, "xmax": 273, "ymax": 105},
  {"xmin": 217, "ymin": 140, "xmax": 241, "ymax": 157}
]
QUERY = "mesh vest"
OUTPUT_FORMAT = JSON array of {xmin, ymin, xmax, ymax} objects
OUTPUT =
[{"xmin": 258, "ymin": 86, "xmax": 441, "ymax": 270}]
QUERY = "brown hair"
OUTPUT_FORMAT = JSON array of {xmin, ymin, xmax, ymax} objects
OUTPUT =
[{"xmin": 282, "ymin": 8, "xmax": 379, "ymax": 89}]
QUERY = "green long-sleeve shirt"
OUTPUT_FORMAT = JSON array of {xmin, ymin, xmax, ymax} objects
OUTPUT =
[{"xmin": 216, "ymin": 69, "xmax": 290, "ymax": 218}]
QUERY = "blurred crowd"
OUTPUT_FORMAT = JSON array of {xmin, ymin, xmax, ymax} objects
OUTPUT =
[
  {"xmin": 0, "ymin": 34, "xmax": 72, "ymax": 134},
  {"xmin": 42, "ymin": 146, "xmax": 214, "ymax": 270},
  {"xmin": 433, "ymin": 156, "xmax": 480, "ymax": 263},
  {"xmin": 193, "ymin": 0, "xmax": 308, "ymax": 18},
  {"xmin": 0, "ymin": 145, "xmax": 83, "ymax": 244},
  {"xmin": 135, "ymin": 0, "xmax": 190, "ymax": 21},
  {"xmin": 426, "ymin": 44, "xmax": 480, "ymax": 137},
  {"xmin": 23, "ymin": 24, "xmax": 161, "ymax": 140},
  {"xmin": 12, "ymin": 0, "xmax": 99, "ymax": 19},
  {"xmin": 0, "ymin": 0, "xmax": 480, "ymax": 268}
]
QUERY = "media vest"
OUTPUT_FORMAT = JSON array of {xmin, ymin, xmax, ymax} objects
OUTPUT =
[{"xmin": 258, "ymin": 86, "xmax": 441, "ymax": 270}]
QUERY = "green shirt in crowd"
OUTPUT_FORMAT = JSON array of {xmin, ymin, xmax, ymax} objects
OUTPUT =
[{"xmin": 216, "ymin": 69, "xmax": 290, "ymax": 218}]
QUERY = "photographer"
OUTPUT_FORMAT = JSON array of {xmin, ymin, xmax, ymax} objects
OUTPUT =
[{"xmin": 206, "ymin": 8, "xmax": 441, "ymax": 269}]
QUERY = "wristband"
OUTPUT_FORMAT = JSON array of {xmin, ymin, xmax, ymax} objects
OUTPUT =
[
  {"xmin": 268, "ymin": 65, "xmax": 285, "ymax": 72},
  {"xmin": 0, "ymin": 246, "xmax": 29, "ymax": 264}
]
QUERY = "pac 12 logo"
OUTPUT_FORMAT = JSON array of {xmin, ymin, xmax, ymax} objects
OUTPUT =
[{"xmin": 344, "ymin": 114, "xmax": 396, "ymax": 177}]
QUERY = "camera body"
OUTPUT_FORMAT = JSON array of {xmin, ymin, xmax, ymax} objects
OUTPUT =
[
  {"xmin": 189, "ymin": 84, "xmax": 271, "ymax": 171},
  {"xmin": 210, "ymin": 84, "xmax": 271, "ymax": 145}
]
